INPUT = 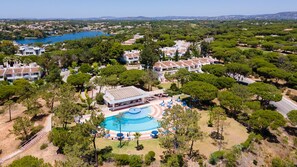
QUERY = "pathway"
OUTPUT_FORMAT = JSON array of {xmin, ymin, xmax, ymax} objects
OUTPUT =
[{"xmin": 0, "ymin": 114, "xmax": 52, "ymax": 164}]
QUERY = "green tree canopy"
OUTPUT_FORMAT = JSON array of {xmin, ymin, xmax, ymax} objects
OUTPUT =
[
  {"xmin": 119, "ymin": 70, "xmax": 146, "ymax": 86},
  {"xmin": 140, "ymin": 44, "xmax": 159, "ymax": 69},
  {"xmin": 287, "ymin": 110, "xmax": 297, "ymax": 126},
  {"xmin": 67, "ymin": 73, "xmax": 91, "ymax": 89},
  {"xmin": 248, "ymin": 82, "xmax": 282, "ymax": 104},
  {"xmin": 249, "ymin": 110, "xmax": 286, "ymax": 131},
  {"xmin": 182, "ymin": 81, "xmax": 218, "ymax": 101},
  {"xmin": 8, "ymin": 155, "xmax": 52, "ymax": 167},
  {"xmin": 100, "ymin": 65, "xmax": 126, "ymax": 77},
  {"xmin": 79, "ymin": 63, "xmax": 93, "ymax": 73},
  {"xmin": 218, "ymin": 91, "xmax": 243, "ymax": 113},
  {"xmin": 202, "ymin": 64, "xmax": 227, "ymax": 77}
]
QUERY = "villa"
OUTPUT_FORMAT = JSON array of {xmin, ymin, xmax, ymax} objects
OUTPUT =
[
  {"xmin": 160, "ymin": 40, "xmax": 192, "ymax": 58},
  {"xmin": 103, "ymin": 86, "xmax": 150, "ymax": 111},
  {"xmin": 122, "ymin": 50, "xmax": 140, "ymax": 64},
  {"xmin": 153, "ymin": 57, "xmax": 216, "ymax": 82},
  {"xmin": 17, "ymin": 46, "xmax": 45, "ymax": 56},
  {"xmin": 0, "ymin": 62, "xmax": 41, "ymax": 82}
]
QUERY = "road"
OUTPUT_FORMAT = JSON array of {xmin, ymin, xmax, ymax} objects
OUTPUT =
[{"xmin": 238, "ymin": 77, "xmax": 297, "ymax": 117}]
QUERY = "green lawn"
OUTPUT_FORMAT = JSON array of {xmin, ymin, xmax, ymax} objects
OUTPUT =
[
  {"xmin": 96, "ymin": 138, "xmax": 164, "ymax": 159},
  {"xmin": 159, "ymin": 82, "xmax": 172, "ymax": 90}
]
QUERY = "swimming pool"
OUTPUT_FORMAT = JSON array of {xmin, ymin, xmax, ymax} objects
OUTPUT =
[{"xmin": 103, "ymin": 106, "xmax": 159, "ymax": 132}]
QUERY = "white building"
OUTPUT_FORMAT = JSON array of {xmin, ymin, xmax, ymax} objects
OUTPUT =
[
  {"xmin": 160, "ymin": 40, "xmax": 192, "ymax": 58},
  {"xmin": 17, "ymin": 46, "xmax": 45, "ymax": 56},
  {"xmin": 103, "ymin": 86, "xmax": 149, "ymax": 111},
  {"xmin": 123, "ymin": 50, "xmax": 140, "ymax": 64},
  {"xmin": 0, "ymin": 62, "xmax": 41, "ymax": 82},
  {"xmin": 153, "ymin": 57, "xmax": 215, "ymax": 82}
]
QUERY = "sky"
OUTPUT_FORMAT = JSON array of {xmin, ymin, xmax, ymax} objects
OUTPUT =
[{"xmin": 1, "ymin": 0, "xmax": 297, "ymax": 18}]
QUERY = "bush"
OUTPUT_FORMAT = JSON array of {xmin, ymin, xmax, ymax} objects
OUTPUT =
[
  {"xmin": 157, "ymin": 85, "xmax": 163, "ymax": 89},
  {"xmin": 40, "ymin": 143, "xmax": 48, "ymax": 150},
  {"xmin": 144, "ymin": 151, "xmax": 156, "ymax": 165},
  {"xmin": 114, "ymin": 154, "xmax": 130, "ymax": 166},
  {"xmin": 240, "ymin": 133, "xmax": 262, "ymax": 150},
  {"xmin": 129, "ymin": 155, "xmax": 143, "ymax": 167},
  {"xmin": 136, "ymin": 144, "xmax": 144, "ymax": 151},
  {"xmin": 31, "ymin": 125, "xmax": 44, "ymax": 136},
  {"xmin": 271, "ymin": 157, "xmax": 295, "ymax": 167},
  {"xmin": 98, "ymin": 156, "xmax": 103, "ymax": 166},
  {"xmin": 95, "ymin": 93, "xmax": 105, "ymax": 105},
  {"xmin": 209, "ymin": 151, "xmax": 225, "ymax": 165},
  {"xmin": 165, "ymin": 154, "xmax": 184, "ymax": 167}
]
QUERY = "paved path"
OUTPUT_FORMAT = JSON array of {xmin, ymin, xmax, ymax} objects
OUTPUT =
[
  {"xmin": 0, "ymin": 114, "xmax": 52, "ymax": 164},
  {"xmin": 238, "ymin": 77, "xmax": 297, "ymax": 117}
]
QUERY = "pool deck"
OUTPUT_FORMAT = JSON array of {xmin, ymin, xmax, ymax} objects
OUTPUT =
[{"xmin": 102, "ymin": 97, "xmax": 181, "ymax": 140}]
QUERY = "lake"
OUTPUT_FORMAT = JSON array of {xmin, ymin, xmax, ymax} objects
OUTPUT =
[{"xmin": 15, "ymin": 31, "xmax": 107, "ymax": 45}]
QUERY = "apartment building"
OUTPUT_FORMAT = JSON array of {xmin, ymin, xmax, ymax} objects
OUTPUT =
[
  {"xmin": 0, "ymin": 62, "xmax": 41, "ymax": 82},
  {"xmin": 153, "ymin": 57, "xmax": 215, "ymax": 82}
]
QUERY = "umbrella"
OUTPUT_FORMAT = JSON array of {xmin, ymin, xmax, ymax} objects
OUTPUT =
[
  {"xmin": 151, "ymin": 130, "xmax": 159, "ymax": 135},
  {"xmin": 117, "ymin": 133, "xmax": 124, "ymax": 137}
]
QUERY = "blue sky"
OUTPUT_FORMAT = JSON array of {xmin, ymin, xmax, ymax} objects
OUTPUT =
[{"xmin": 1, "ymin": 0, "xmax": 296, "ymax": 18}]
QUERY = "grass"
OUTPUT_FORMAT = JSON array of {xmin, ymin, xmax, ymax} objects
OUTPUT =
[
  {"xmin": 96, "ymin": 138, "xmax": 164, "ymax": 160},
  {"xmin": 96, "ymin": 110, "xmax": 249, "ymax": 160},
  {"xmin": 159, "ymin": 82, "xmax": 172, "ymax": 90}
]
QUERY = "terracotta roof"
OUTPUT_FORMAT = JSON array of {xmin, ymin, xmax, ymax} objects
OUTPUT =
[
  {"xmin": 30, "ymin": 67, "xmax": 41, "ymax": 73},
  {"xmin": 0, "ymin": 69, "xmax": 5, "ymax": 76}
]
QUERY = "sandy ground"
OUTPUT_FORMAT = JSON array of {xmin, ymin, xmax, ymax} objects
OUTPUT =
[
  {"xmin": 0, "ymin": 103, "xmax": 26, "ymax": 159},
  {"xmin": 2, "ymin": 133, "xmax": 66, "ymax": 166},
  {"xmin": 194, "ymin": 110, "xmax": 249, "ymax": 157}
]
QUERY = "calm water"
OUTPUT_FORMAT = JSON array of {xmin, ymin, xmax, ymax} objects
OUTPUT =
[
  {"xmin": 15, "ymin": 31, "xmax": 107, "ymax": 45},
  {"xmin": 103, "ymin": 106, "xmax": 159, "ymax": 132}
]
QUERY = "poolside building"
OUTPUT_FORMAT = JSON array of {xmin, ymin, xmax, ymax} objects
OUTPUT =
[
  {"xmin": 153, "ymin": 57, "xmax": 216, "ymax": 82},
  {"xmin": 103, "ymin": 86, "xmax": 149, "ymax": 111}
]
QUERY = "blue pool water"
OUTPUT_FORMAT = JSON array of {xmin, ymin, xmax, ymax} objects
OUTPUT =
[
  {"xmin": 103, "ymin": 106, "xmax": 159, "ymax": 132},
  {"xmin": 15, "ymin": 31, "xmax": 107, "ymax": 45}
]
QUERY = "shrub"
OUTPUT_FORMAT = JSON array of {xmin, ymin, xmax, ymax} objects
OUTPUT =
[
  {"xmin": 271, "ymin": 157, "xmax": 295, "ymax": 167},
  {"xmin": 136, "ymin": 144, "xmax": 144, "ymax": 151},
  {"xmin": 114, "ymin": 154, "xmax": 130, "ymax": 166},
  {"xmin": 98, "ymin": 156, "xmax": 103, "ymax": 166},
  {"xmin": 40, "ymin": 143, "xmax": 48, "ymax": 150},
  {"xmin": 31, "ymin": 125, "xmax": 44, "ymax": 136},
  {"xmin": 144, "ymin": 151, "xmax": 156, "ymax": 165},
  {"xmin": 8, "ymin": 155, "xmax": 52, "ymax": 167},
  {"xmin": 129, "ymin": 155, "xmax": 143, "ymax": 167},
  {"xmin": 95, "ymin": 93, "xmax": 105, "ymax": 105},
  {"xmin": 165, "ymin": 154, "xmax": 184, "ymax": 167},
  {"xmin": 241, "ymin": 133, "xmax": 262, "ymax": 150},
  {"xmin": 209, "ymin": 151, "xmax": 225, "ymax": 165}
]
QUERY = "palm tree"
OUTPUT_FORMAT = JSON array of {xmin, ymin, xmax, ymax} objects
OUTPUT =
[
  {"xmin": 114, "ymin": 113, "xmax": 124, "ymax": 147},
  {"xmin": 93, "ymin": 76, "xmax": 106, "ymax": 93},
  {"xmin": 80, "ymin": 91, "xmax": 95, "ymax": 110},
  {"xmin": 134, "ymin": 132, "xmax": 142, "ymax": 149}
]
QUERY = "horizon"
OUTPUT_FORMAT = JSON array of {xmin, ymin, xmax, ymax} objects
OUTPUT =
[
  {"xmin": 1, "ymin": 0, "xmax": 297, "ymax": 19},
  {"xmin": 1, "ymin": 11, "xmax": 296, "ymax": 20}
]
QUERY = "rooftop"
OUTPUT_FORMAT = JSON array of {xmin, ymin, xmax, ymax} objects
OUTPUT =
[{"xmin": 106, "ymin": 86, "xmax": 147, "ymax": 101}]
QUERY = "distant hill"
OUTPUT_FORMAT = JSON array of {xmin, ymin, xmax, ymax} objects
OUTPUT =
[
  {"xmin": 97, "ymin": 12, "xmax": 297, "ymax": 21},
  {"xmin": 2, "ymin": 12, "xmax": 297, "ymax": 21}
]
